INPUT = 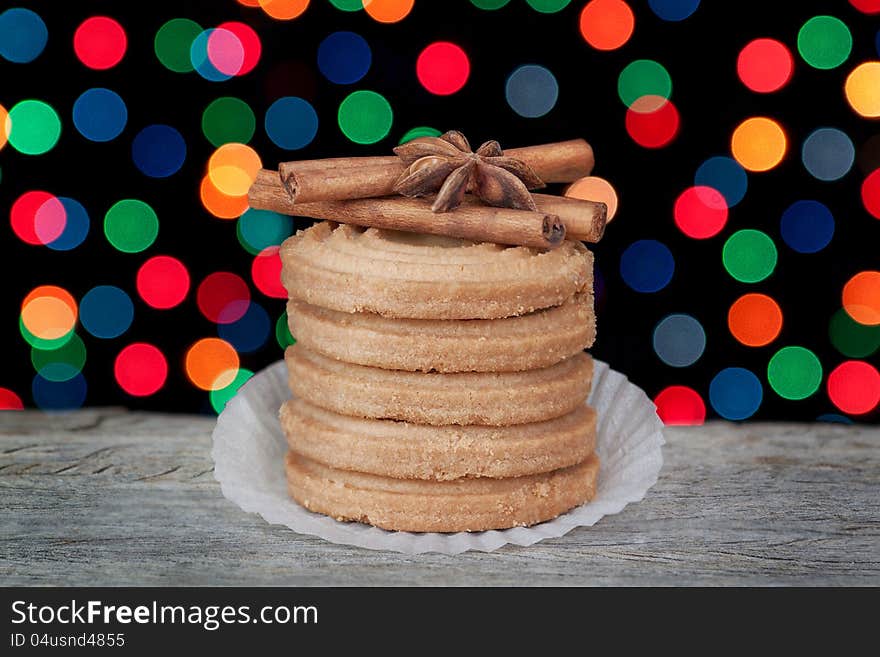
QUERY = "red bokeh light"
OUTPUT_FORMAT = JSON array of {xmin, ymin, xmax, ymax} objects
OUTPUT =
[
  {"xmin": 827, "ymin": 360, "xmax": 880, "ymax": 415},
  {"xmin": 136, "ymin": 256, "xmax": 191, "ymax": 309},
  {"xmin": 218, "ymin": 21, "xmax": 262, "ymax": 76},
  {"xmin": 625, "ymin": 97, "xmax": 680, "ymax": 148},
  {"xmin": 416, "ymin": 42, "xmax": 470, "ymax": 96},
  {"xmin": 0, "ymin": 387, "xmax": 24, "ymax": 410},
  {"xmin": 251, "ymin": 247, "xmax": 286, "ymax": 298},
  {"xmin": 197, "ymin": 272, "xmax": 251, "ymax": 324},
  {"xmin": 674, "ymin": 186, "xmax": 729, "ymax": 239},
  {"xmin": 654, "ymin": 385, "xmax": 706, "ymax": 425},
  {"xmin": 861, "ymin": 168, "xmax": 880, "ymax": 219},
  {"xmin": 73, "ymin": 16, "xmax": 127, "ymax": 70},
  {"xmin": 11, "ymin": 191, "xmax": 64, "ymax": 245},
  {"xmin": 737, "ymin": 38, "xmax": 794, "ymax": 93},
  {"xmin": 114, "ymin": 343, "xmax": 168, "ymax": 397}
]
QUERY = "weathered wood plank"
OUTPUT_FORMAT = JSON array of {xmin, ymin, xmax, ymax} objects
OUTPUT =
[{"xmin": 1, "ymin": 409, "xmax": 877, "ymax": 586}]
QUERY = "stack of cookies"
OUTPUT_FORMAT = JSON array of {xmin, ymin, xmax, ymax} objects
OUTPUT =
[{"xmin": 279, "ymin": 221, "xmax": 599, "ymax": 532}]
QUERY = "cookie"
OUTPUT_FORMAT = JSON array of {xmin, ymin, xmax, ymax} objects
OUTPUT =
[
  {"xmin": 280, "ymin": 398, "xmax": 597, "ymax": 480},
  {"xmin": 287, "ymin": 292, "xmax": 595, "ymax": 373},
  {"xmin": 286, "ymin": 451, "xmax": 600, "ymax": 533},
  {"xmin": 280, "ymin": 222, "xmax": 593, "ymax": 320},
  {"xmin": 286, "ymin": 345, "xmax": 593, "ymax": 426}
]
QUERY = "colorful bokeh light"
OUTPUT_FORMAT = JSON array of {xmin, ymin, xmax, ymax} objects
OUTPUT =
[
  {"xmin": 74, "ymin": 16, "xmax": 127, "ymax": 70},
  {"xmin": 673, "ymin": 186, "xmax": 728, "ymax": 239},
  {"xmin": 136, "ymin": 256, "xmax": 191, "ymax": 310},
  {"xmin": 115, "ymin": 343, "xmax": 168, "ymax": 397},
  {"xmin": 731, "ymin": 117, "xmax": 787, "ymax": 172},
  {"xmin": 845, "ymin": 61, "xmax": 880, "ymax": 118},
  {"xmin": 579, "ymin": 0, "xmax": 635, "ymax": 51},
  {"xmin": 565, "ymin": 176, "xmax": 618, "ymax": 221},
  {"xmin": 827, "ymin": 361, "xmax": 880, "ymax": 415},
  {"xmin": 842, "ymin": 271, "xmax": 880, "ymax": 326},
  {"xmin": 185, "ymin": 338, "xmax": 239, "ymax": 391},
  {"xmin": 654, "ymin": 385, "xmax": 705, "ymax": 425},
  {"xmin": 417, "ymin": 42, "xmax": 470, "ymax": 96},
  {"xmin": 737, "ymin": 38, "xmax": 793, "ymax": 93},
  {"xmin": 728, "ymin": 293, "xmax": 783, "ymax": 347}
]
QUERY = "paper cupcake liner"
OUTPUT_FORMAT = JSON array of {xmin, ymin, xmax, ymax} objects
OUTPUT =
[{"xmin": 212, "ymin": 359, "xmax": 665, "ymax": 555}]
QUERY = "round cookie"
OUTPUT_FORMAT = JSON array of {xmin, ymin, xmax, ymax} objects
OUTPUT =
[
  {"xmin": 286, "ymin": 345, "xmax": 593, "ymax": 426},
  {"xmin": 286, "ymin": 452, "xmax": 600, "ymax": 533},
  {"xmin": 280, "ymin": 398, "xmax": 597, "ymax": 480},
  {"xmin": 280, "ymin": 222, "xmax": 593, "ymax": 320},
  {"xmin": 287, "ymin": 292, "xmax": 595, "ymax": 373}
]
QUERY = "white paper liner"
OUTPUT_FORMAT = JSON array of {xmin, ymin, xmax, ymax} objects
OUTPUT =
[{"xmin": 212, "ymin": 359, "xmax": 665, "ymax": 555}]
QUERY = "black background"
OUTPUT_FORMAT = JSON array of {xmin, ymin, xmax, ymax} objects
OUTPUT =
[{"xmin": 1, "ymin": 0, "xmax": 878, "ymax": 421}]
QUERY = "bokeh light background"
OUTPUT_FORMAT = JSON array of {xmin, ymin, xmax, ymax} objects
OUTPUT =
[{"xmin": 1, "ymin": 0, "xmax": 879, "ymax": 423}]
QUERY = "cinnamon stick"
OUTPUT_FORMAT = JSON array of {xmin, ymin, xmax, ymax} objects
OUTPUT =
[
  {"xmin": 251, "ymin": 169, "xmax": 605, "ymax": 244},
  {"xmin": 532, "ymin": 193, "xmax": 606, "ymax": 243},
  {"xmin": 278, "ymin": 139, "xmax": 594, "ymax": 204},
  {"xmin": 249, "ymin": 173, "xmax": 565, "ymax": 249}
]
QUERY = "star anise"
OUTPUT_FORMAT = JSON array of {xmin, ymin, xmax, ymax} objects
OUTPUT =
[{"xmin": 392, "ymin": 130, "xmax": 545, "ymax": 213}]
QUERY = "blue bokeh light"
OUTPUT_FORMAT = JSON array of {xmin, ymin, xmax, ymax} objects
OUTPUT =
[
  {"xmin": 619, "ymin": 239, "xmax": 675, "ymax": 293},
  {"xmin": 317, "ymin": 31, "xmax": 371, "ymax": 84},
  {"xmin": 73, "ymin": 88, "xmax": 128, "ymax": 142},
  {"xmin": 709, "ymin": 367, "xmax": 763, "ymax": 420}
]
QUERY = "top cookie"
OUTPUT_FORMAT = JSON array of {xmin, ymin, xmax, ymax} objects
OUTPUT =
[{"xmin": 280, "ymin": 222, "xmax": 593, "ymax": 320}]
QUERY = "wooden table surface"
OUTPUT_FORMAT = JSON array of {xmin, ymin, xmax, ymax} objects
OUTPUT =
[{"xmin": 1, "ymin": 409, "xmax": 877, "ymax": 586}]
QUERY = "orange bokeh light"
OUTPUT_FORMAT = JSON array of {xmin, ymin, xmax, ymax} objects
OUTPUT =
[
  {"xmin": 728, "ymin": 293, "xmax": 783, "ymax": 347},
  {"xmin": 200, "ymin": 175, "xmax": 249, "ymax": 220},
  {"xmin": 843, "ymin": 270, "xmax": 880, "ymax": 325},
  {"xmin": 579, "ymin": 0, "xmax": 635, "ymax": 51},
  {"xmin": 0, "ymin": 104, "xmax": 9, "ymax": 151},
  {"xmin": 258, "ymin": 0, "xmax": 310, "ymax": 20},
  {"xmin": 731, "ymin": 116, "xmax": 787, "ymax": 172},
  {"xmin": 845, "ymin": 61, "xmax": 880, "ymax": 118},
  {"xmin": 565, "ymin": 176, "xmax": 619, "ymax": 221},
  {"xmin": 21, "ymin": 285, "xmax": 78, "ymax": 340},
  {"xmin": 208, "ymin": 143, "xmax": 262, "ymax": 197},
  {"xmin": 185, "ymin": 338, "xmax": 239, "ymax": 391},
  {"xmin": 363, "ymin": 0, "xmax": 414, "ymax": 23}
]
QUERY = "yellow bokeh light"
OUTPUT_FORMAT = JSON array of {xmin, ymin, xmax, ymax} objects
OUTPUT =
[
  {"xmin": 845, "ymin": 61, "xmax": 880, "ymax": 118},
  {"xmin": 208, "ymin": 143, "xmax": 262, "ymax": 197},
  {"xmin": 565, "ymin": 176, "xmax": 619, "ymax": 222},
  {"xmin": 731, "ymin": 117, "xmax": 787, "ymax": 172}
]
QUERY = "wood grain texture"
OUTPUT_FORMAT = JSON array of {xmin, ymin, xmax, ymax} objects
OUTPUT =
[{"xmin": 1, "ymin": 409, "xmax": 878, "ymax": 586}]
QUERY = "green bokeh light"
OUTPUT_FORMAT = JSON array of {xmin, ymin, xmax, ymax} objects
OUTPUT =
[
  {"xmin": 829, "ymin": 308, "xmax": 880, "ymax": 358},
  {"xmin": 31, "ymin": 333, "xmax": 86, "ymax": 382},
  {"xmin": 104, "ymin": 199, "xmax": 159, "ymax": 253},
  {"xmin": 154, "ymin": 18, "xmax": 202, "ymax": 73},
  {"xmin": 617, "ymin": 60, "xmax": 672, "ymax": 108},
  {"xmin": 767, "ymin": 346, "xmax": 823, "ymax": 400},
  {"xmin": 338, "ymin": 90, "xmax": 393, "ymax": 145},
  {"xmin": 722, "ymin": 229, "xmax": 777, "ymax": 283},
  {"xmin": 328, "ymin": 0, "xmax": 364, "ymax": 11},
  {"xmin": 470, "ymin": 0, "xmax": 511, "ymax": 9},
  {"xmin": 8, "ymin": 99, "xmax": 61, "ymax": 155},
  {"xmin": 236, "ymin": 208, "xmax": 293, "ymax": 256},
  {"xmin": 276, "ymin": 312, "xmax": 296, "ymax": 350},
  {"xmin": 202, "ymin": 97, "xmax": 256, "ymax": 147},
  {"xmin": 399, "ymin": 126, "xmax": 441, "ymax": 144},
  {"xmin": 210, "ymin": 368, "xmax": 254, "ymax": 414},
  {"xmin": 526, "ymin": 0, "xmax": 570, "ymax": 12},
  {"xmin": 797, "ymin": 16, "xmax": 852, "ymax": 70},
  {"xmin": 19, "ymin": 315, "xmax": 74, "ymax": 351}
]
